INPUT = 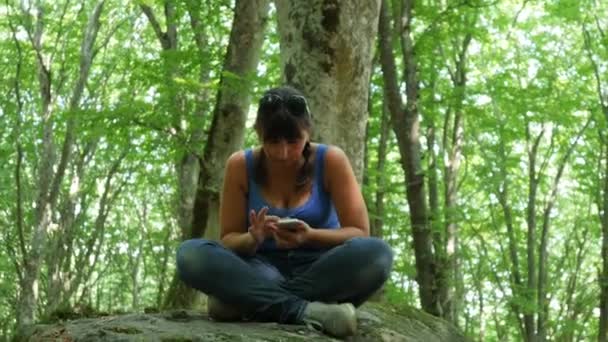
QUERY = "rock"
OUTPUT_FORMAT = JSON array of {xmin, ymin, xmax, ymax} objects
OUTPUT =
[{"xmin": 16, "ymin": 302, "xmax": 469, "ymax": 341}]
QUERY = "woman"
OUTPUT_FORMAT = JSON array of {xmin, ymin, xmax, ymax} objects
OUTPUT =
[{"xmin": 176, "ymin": 86, "xmax": 394, "ymax": 338}]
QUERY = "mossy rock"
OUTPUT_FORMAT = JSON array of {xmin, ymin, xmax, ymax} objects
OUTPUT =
[{"xmin": 16, "ymin": 302, "xmax": 469, "ymax": 341}]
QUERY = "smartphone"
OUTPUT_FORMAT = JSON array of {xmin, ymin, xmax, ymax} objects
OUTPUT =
[{"xmin": 277, "ymin": 218, "xmax": 301, "ymax": 231}]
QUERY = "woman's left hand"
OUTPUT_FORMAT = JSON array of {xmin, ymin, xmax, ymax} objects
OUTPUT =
[{"xmin": 273, "ymin": 220, "xmax": 311, "ymax": 249}]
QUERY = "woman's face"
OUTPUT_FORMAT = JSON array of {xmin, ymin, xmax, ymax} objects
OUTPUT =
[{"xmin": 262, "ymin": 130, "xmax": 309, "ymax": 164}]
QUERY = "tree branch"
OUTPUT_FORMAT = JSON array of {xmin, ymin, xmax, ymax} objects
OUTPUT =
[
  {"xmin": 583, "ymin": 25, "xmax": 607, "ymax": 112},
  {"xmin": 140, "ymin": 4, "xmax": 167, "ymax": 48},
  {"xmin": 49, "ymin": 0, "xmax": 105, "ymax": 209},
  {"xmin": 48, "ymin": 0, "xmax": 72, "ymax": 66}
]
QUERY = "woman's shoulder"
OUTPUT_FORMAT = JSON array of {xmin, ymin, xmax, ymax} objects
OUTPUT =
[
  {"xmin": 313, "ymin": 143, "xmax": 352, "ymax": 189},
  {"xmin": 226, "ymin": 150, "xmax": 246, "ymax": 167},
  {"xmin": 313, "ymin": 143, "xmax": 348, "ymax": 165},
  {"xmin": 225, "ymin": 150, "xmax": 249, "ymax": 190}
]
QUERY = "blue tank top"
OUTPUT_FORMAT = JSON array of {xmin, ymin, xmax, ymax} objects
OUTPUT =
[{"xmin": 245, "ymin": 144, "xmax": 340, "ymax": 251}]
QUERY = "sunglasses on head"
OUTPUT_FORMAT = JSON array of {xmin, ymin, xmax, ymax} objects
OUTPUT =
[{"xmin": 259, "ymin": 93, "xmax": 311, "ymax": 117}]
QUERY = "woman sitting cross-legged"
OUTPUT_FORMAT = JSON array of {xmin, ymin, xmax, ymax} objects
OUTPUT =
[{"xmin": 176, "ymin": 85, "xmax": 394, "ymax": 338}]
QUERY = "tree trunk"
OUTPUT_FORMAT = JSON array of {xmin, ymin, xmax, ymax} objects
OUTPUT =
[
  {"xmin": 440, "ymin": 33, "xmax": 471, "ymax": 324},
  {"xmin": 537, "ymin": 121, "xmax": 589, "ymax": 341},
  {"xmin": 17, "ymin": 0, "xmax": 105, "ymax": 329},
  {"xmin": 373, "ymin": 101, "xmax": 390, "ymax": 239},
  {"xmin": 275, "ymin": 0, "xmax": 381, "ymax": 182},
  {"xmin": 45, "ymin": 1, "xmax": 106, "ymax": 316},
  {"xmin": 17, "ymin": 0, "xmax": 54, "ymax": 327},
  {"xmin": 162, "ymin": 0, "xmax": 270, "ymax": 309},
  {"xmin": 524, "ymin": 122, "xmax": 543, "ymax": 342},
  {"xmin": 600, "ymin": 144, "xmax": 608, "ymax": 342},
  {"xmin": 583, "ymin": 22, "xmax": 608, "ymax": 342},
  {"xmin": 378, "ymin": 0, "xmax": 438, "ymax": 315},
  {"xmin": 494, "ymin": 113, "xmax": 525, "ymax": 338}
]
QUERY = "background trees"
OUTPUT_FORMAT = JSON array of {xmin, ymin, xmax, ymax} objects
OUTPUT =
[{"xmin": 0, "ymin": 0, "xmax": 606, "ymax": 341}]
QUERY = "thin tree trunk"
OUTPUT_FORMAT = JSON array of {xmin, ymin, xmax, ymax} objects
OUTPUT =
[
  {"xmin": 537, "ymin": 120, "xmax": 590, "ymax": 341},
  {"xmin": 363, "ymin": 72, "xmax": 373, "ymax": 234},
  {"xmin": 275, "ymin": 0, "xmax": 381, "ymax": 182},
  {"xmin": 131, "ymin": 202, "xmax": 148, "ymax": 311},
  {"xmin": 425, "ymin": 76, "xmax": 442, "ymax": 289},
  {"xmin": 493, "ymin": 107, "xmax": 525, "ymax": 338},
  {"xmin": 45, "ymin": 1, "xmax": 106, "ymax": 316},
  {"xmin": 427, "ymin": 120, "xmax": 442, "ymax": 263},
  {"xmin": 582, "ymin": 23, "xmax": 608, "ymax": 342},
  {"xmin": 17, "ymin": 0, "xmax": 54, "ymax": 327},
  {"xmin": 140, "ymin": 0, "xmax": 198, "ymax": 310},
  {"xmin": 163, "ymin": 0, "xmax": 270, "ymax": 309},
  {"xmin": 374, "ymin": 101, "xmax": 390, "ymax": 239},
  {"xmin": 440, "ymin": 32, "xmax": 471, "ymax": 324},
  {"xmin": 524, "ymin": 121, "xmax": 543, "ymax": 342},
  {"xmin": 7, "ymin": 5, "xmax": 26, "ymax": 288},
  {"xmin": 17, "ymin": 0, "xmax": 105, "ymax": 328},
  {"xmin": 601, "ymin": 144, "xmax": 608, "ymax": 342},
  {"xmin": 378, "ymin": 0, "xmax": 437, "ymax": 315}
]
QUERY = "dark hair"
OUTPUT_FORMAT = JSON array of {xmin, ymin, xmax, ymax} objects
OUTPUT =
[{"xmin": 253, "ymin": 86, "xmax": 313, "ymax": 190}]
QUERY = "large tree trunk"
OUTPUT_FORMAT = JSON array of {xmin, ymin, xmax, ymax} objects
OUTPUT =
[
  {"xmin": 378, "ymin": 0, "xmax": 438, "ymax": 315},
  {"xmin": 275, "ymin": 0, "xmax": 381, "ymax": 181},
  {"xmin": 162, "ymin": 0, "xmax": 270, "ymax": 309}
]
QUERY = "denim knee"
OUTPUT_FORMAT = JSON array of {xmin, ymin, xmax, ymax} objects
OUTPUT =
[
  {"xmin": 347, "ymin": 237, "xmax": 394, "ymax": 282},
  {"xmin": 176, "ymin": 239, "xmax": 221, "ymax": 286}
]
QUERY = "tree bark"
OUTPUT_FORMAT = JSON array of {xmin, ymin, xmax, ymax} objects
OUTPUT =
[
  {"xmin": 378, "ymin": 0, "xmax": 438, "ymax": 315},
  {"xmin": 440, "ymin": 32, "xmax": 471, "ymax": 324},
  {"xmin": 275, "ymin": 0, "xmax": 381, "ymax": 182},
  {"xmin": 140, "ymin": 0, "xmax": 199, "ymax": 310},
  {"xmin": 583, "ymin": 22, "xmax": 608, "ymax": 342},
  {"xmin": 494, "ymin": 111, "xmax": 525, "ymax": 338},
  {"xmin": 17, "ymin": 0, "xmax": 54, "ymax": 327},
  {"xmin": 600, "ymin": 144, "xmax": 608, "ymax": 342},
  {"xmin": 373, "ymin": 101, "xmax": 390, "ymax": 239},
  {"xmin": 45, "ymin": 1, "xmax": 106, "ymax": 316},
  {"xmin": 524, "ymin": 122, "xmax": 543, "ymax": 342},
  {"xmin": 17, "ymin": 0, "xmax": 106, "ymax": 329},
  {"xmin": 162, "ymin": 0, "xmax": 270, "ymax": 309},
  {"xmin": 537, "ymin": 121, "xmax": 589, "ymax": 341}
]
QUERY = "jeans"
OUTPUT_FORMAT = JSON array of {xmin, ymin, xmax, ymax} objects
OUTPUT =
[{"xmin": 176, "ymin": 237, "xmax": 394, "ymax": 324}]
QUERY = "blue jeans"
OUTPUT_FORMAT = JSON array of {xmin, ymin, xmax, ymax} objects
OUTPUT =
[{"xmin": 176, "ymin": 237, "xmax": 394, "ymax": 324}]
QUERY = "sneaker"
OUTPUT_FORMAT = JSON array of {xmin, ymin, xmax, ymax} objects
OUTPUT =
[
  {"xmin": 302, "ymin": 302, "xmax": 357, "ymax": 337},
  {"xmin": 207, "ymin": 296, "xmax": 242, "ymax": 321}
]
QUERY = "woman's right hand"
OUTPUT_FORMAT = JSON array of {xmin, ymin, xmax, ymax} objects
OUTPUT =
[{"xmin": 248, "ymin": 207, "xmax": 278, "ymax": 244}]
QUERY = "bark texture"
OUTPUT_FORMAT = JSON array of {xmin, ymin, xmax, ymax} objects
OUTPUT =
[
  {"xmin": 378, "ymin": 0, "xmax": 438, "ymax": 315},
  {"xmin": 582, "ymin": 22, "xmax": 608, "ymax": 342},
  {"xmin": 17, "ymin": 0, "xmax": 106, "ymax": 329},
  {"xmin": 162, "ymin": 0, "xmax": 270, "ymax": 309},
  {"xmin": 275, "ymin": 0, "xmax": 381, "ymax": 182}
]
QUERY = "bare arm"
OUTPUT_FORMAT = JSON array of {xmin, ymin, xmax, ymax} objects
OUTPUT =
[
  {"xmin": 313, "ymin": 146, "xmax": 369, "ymax": 244},
  {"xmin": 219, "ymin": 152, "xmax": 259, "ymax": 255}
]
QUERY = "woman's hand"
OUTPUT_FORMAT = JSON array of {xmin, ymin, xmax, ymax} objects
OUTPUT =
[
  {"xmin": 273, "ymin": 220, "xmax": 311, "ymax": 249},
  {"xmin": 248, "ymin": 207, "xmax": 279, "ymax": 245}
]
